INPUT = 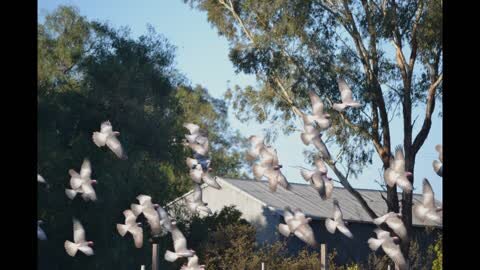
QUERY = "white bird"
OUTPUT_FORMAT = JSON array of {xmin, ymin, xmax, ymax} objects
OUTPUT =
[
  {"xmin": 278, "ymin": 207, "xmax": 318, "ymax": 247},
  {"xmin": 117, "ymin": 209, "xmax": 143, "ymax": 248},
  {"xmin": 130, "ymin": 195, "xmax": 164, "ymax": 237},
  {"xmin": 300, "ymin": 159, "xmax": 332, "ymax": 199},
  {"xmin": 332, "ymin": 78, "xmax": 362, "ymax": 112},
  {"xmin": 144, "ymin": 205, "xmax": 165, "ymax": 238},
  {"xmin": 186, "ymin": 157, "xmax": 211, "ymax": 172},
  {"xmin": 325, "ymin": 199, "xmax": 353, "ymax": 238},
  {"xmin": 432, "ymin": 144, "xmax": 443, "ymax": 177},
  {"xmin": 253, "ymin": 146, "xmax": 291, "ymax": 192},
  {"xmin": 413, "ymin": 178, "xmax": 442, "ymax": 225},
  {"xmin": 384, "ymin": 146, "xmax": 413, "ymax": 193},
  {"xmin": 65, "ymin": 159, "xmax": 97, "ymax": 201},
  {"xmin": 301, "ymin": 91, "xmax": 331, "ymax": 130},
  {"xmin": 181, "ymin": 255, "xmax": 206, "ymax": 270},
  {"xmin": 92, "ymin": 121, "xmax": 128, "ymax": 160},
  {"xmin": 186, "ymin": 183, "xmax": 212, "ymax": 215},
  {"xmin": 37, "ymin": 174, "xmax": 49, "ymax": 188},
  {"xmin": 38, "ymin": 220, "xmax": 47, "ymax": 240},
  {"xmin": 185, "ymin": 140, "xmax": 209, "ymax": 157},
  {"xmin": 373, "ymin": 212, "xmax": 407, "ymax": 241},
  {"xmin": 130, "ymin": 194, "xmax": 155, "ymax": 216},
  {"xmin": 435, "ymin": 144, "xmax": 443, "ymax": 163},
  {"xmin": 64, "ymin": 219, "xmax": 94, "ymax": 257},
  {"xmin": 186, "ymin": 158, "xmax": 221, "ymax": 189},
  {"xmin": 368, "ymin": 229, "xmax": 407, "ymax": 270},
  {"xmin": 301, "ymin": 125, "xmax": 331, "ymax": 159},
  {"xmin": 246, "ymin": 135, "xmax": 266, "ymax": 161},
  {"xmin": 432, "ymin": 160, "xmax": 442, "ymax": 177},
  {"xmin": 156, "ymin": 205, "xmax": 173, "ymax": 232},
  {"xmin": 164, "ymin": 221, "xmax": 195, "ymax": 262},
  {"xmin": 183, "ymin": 123, "xmax": 208, "ymax": 144}
]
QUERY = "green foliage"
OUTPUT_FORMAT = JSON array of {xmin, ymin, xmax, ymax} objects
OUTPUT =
[
  {"xmin": 430, "ymin": 234, "xmax": 442, "ymax": 270},
  {"xmin": 169, "ymin": 205, "xmax": 322, "ymax": 270},
  {"xmin": 38, "ymin": 5, "xmax": 244, "ymax": 270}
]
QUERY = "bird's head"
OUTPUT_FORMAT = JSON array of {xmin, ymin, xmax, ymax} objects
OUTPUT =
[{"xmin": 87, "ymin": 241, "xmax": 94, "ymax": 247}]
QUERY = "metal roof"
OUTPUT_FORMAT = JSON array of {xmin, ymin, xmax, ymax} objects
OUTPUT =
[{"xmin": 198, "ymin": 178, "xmax": 443, "ymax": 228}]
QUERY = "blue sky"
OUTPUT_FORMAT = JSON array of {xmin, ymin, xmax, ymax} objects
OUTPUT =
[{"xmin": 38, "ymin": 0, "xmax": 443, "ymax": 200}]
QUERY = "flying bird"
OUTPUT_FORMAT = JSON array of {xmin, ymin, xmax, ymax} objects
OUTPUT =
[
  {"xmin": 246, "ymin": 135, "xmax": 265, "ymax": 161},
  {"xmin": 130, "ymin": 195, "xmax": 165, "ymax": 237},
  {"xmin": 156, "ymin": 205, "xmax": 173, "ymax": 232},
  {"xmin": 186, "ymin": 158, "xmax": 221, "ymax": 189},
  {"xmin": 435, "ymin": 144, "xmax": 443, "ymax": 163},
  {"xmin": 300, "ymin": 125, "xmax": 331, "ymax": 159},
  {"xmin": 131, "ymin": 195, "xmax": 155, "ymax": 216},
  {"xmin": 373, "ymin": 212, "xmax": 407, "ymax": 241},
  {"xmin": 37, "ymin": 174, "xmax": 49, "ymax": 189},
  {"xmin": 164, "ymin": 221, "xmax": 196, "ymax": 262},
  {"xmin": 325, "ymin": 199, "xmax": 353, "ymax": 238},
  {"xmin": 92, "ymin": 121, "xmax": 128, "ymax": 160},
  {"xmin": 181, "ymin": 255, "xmax": 206, "ymax": 270},
  {"xmin": 185, "ymin": 140, "xmax": 209, "ymax": 157},
  {"xmin": 432, "ymin": 160, "xmax": 442, "ymax": 177},
  {"xmin": 186, "ymin": 183, "xmax": 212, "ymax": 215},
  {"xmin": 278, "ymin": 207, "xmax": 318, "ymax": 247},
  {"xmin": 253, "ymin": 146, "xmax": 291, "ymax": 192},
  {"xmin": 65, "ymin": 159, "xmax": 97, "ymax": 201},
  {"xmin": 184, "ymin": 123, "xmax": 208, "ymax": 145},
  {"xmin": 413, "ymin": 178, "xmax": 442, "ymax": 225},
  {"xmin": 384, "ymin": 146, "xmax": 413, "ymax": 193},
  {"xmin": 64, "ymin": 219, "xmax": 94, "ymax": 257},
  {"xmin": 332, "ymin": 78, "xmax": 362, "ymax": 112},
  {"xmin": 368, "ymin": 229, "xmax": 407, "ymax": 270},
  {"xmin": 300, "ymin": 158, "xmax": 332, "ymax": 199},
  {"xmin": 301, "ymin": 91, "xmax": 331, "ymax": 130},
  {"xmin": 432, "ymin": 144, "xmax": 443, "ymax": 177},
  {"xmin": 38, "ymin": 220, "xmax": 47, "ymax": 240},
  {"xmin": 117, "ymin": 209, "xmax": 143, "ymax": 248}
]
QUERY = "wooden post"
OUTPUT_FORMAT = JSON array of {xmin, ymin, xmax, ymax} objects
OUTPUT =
[
  {"xmin": 261, "ymin": 262, "xmax": 264, "ymax": 270},
  {"xmin": 320, "ymin": 244, "xmax": 328, "ymax": 270},
  {"xmin": 152, "ymin": 243, "xmax": 158, "ymax": 270}
]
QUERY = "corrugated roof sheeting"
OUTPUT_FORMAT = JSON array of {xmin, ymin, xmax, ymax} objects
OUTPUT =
[{"xmin": 220, "ymin": 178, "xmax": 442, "ymax": 227}]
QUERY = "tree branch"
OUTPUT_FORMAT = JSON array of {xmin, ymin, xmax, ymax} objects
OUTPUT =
[
  {"xmin": 325, "ymin": 158, "xmax": 378, "ymax": 219},
  {"xmin": 412, "ymin": 74, "xmax": 443, "ymax": 154}
]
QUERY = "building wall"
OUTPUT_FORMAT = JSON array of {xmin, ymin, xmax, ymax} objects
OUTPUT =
[{"xmin": 174, "ymin": 183, "xmax": 440, "ymax": 265}]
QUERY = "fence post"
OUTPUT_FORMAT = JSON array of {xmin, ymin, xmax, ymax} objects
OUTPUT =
[
  {"xmin": 320, "ymin": 243, "xmax": 328, "ymax": 270},
  {"xmin": 152, "ymin": 243, "xmax": 158, "ymax": 270},
  {"xmin": 261, "ymin": 262, "xmax": 264, "ymax": 270},
  {"xmin": 141, "ymin": 265, "xmax": 145, "ymax": 270}
]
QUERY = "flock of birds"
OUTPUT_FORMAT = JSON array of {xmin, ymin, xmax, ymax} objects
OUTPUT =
[
  {"xmin": 243, "ymin": 78, "xmax": 442, "ymax": 270},
  {"xmin": 37, "ymin": 121, "xmax": 208, "ymax": 269},
  {"xmin": 37, "ymin": 78, "xmax": 443, "ymax": 270}
]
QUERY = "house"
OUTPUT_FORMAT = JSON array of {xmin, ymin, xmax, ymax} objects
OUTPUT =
[{"xmin": 168, "ymin": 177, "xmax": 442, "ymax": 264}]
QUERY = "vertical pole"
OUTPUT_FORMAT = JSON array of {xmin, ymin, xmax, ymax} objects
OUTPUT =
[
  {"xmin": 320, "ymin": 243, "xmax": 328, "ymax": 270},
  {"xmin": 152, "ymin": 243, "xmax": 158, "ymax": 270},
  {"xmin": 261, "ymin": 262, "xmax": 264, "ymax": 270},
  {"xmin": 141, "ymin": 265, "xmax": 145, "ymax": 270}
]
